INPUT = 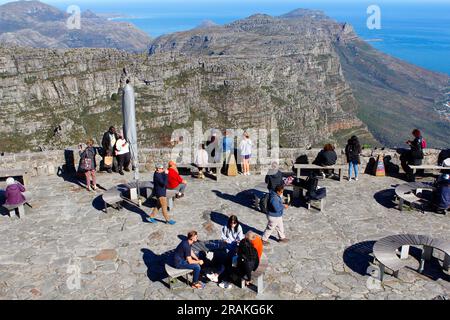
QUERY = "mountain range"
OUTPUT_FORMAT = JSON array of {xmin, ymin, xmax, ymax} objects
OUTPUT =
[{"xmin": 0, "ymin": 1, "xmax": 448, "ymax": 152}]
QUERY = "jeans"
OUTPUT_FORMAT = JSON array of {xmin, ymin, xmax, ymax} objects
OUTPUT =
[
  {"xmin": 172, "ymin": 183, "xmax": 186, "ymax": 194},
  {"xmin": 348, "ymin": 161, "xmax": 359, "ymax": 178},
  {"xmin": 117, "ymin": 152, "xmax": 131, "ymax": 172},
  {"xmin": 176, "ymin": 260, "xmax": 201, "ymax": 283}
]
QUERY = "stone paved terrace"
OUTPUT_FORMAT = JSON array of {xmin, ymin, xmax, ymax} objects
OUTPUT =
[{"xmin": 0, "ymin": 171, "xmax": 449, "ymax": 300}]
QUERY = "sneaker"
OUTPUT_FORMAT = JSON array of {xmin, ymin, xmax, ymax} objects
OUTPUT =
[
  {"xmin": 279, "ymin": 238, "xmax": 290, "ymax": 243},
  {"xmin": 92, "ymin": 185, "xmax": 97, "ymax": 191},
  {"xmin": 119, "ymin": 171, "xmax": 124, "ymax": 176},
  {"xmin": 124, "ymin": 167, "xmax": 130, "ymax": 172},
  {"xmin": 166, "ymin": 220, "xmax": 176, "ymax": 225},
  {"xmin": 107, "ymin": 169, "xmax": 112, "ymax": 174},
  {"xmin": 147, "ymin": 217, "xmax": 157, "ymax": 223},
  {"xmin": 206, "ymin": 273, "xmax": 219, "ymax": 283},
  {"xmin": 219, "ymin": 281, "xmax": 232, "ymax": 289},
  {"xmin": 355, "ymin": 177, "xmax": 359, "ymax": 181}
]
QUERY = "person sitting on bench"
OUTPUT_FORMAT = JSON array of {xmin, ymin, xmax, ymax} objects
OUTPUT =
[
  {"xmin": 5, "ymin": 177, "xmax": 30, "ymax": 206},
  {"xmin": 312, "ymin": 144, "xmax": 337, "ymax": 178},
  {"xmin": 194, "ymin": 144, "xmax": 209, "ymax": 179},
  {"xmin": 167, "ymin": 161, "xmax": 187, "ymax": 198},
  {"xmin": 173, "ymin": 231, "xmax": 204, "ymax": 289},
  {"xmin": 400, "ymin": 129, "xmax": 425, "ymax": 181}
]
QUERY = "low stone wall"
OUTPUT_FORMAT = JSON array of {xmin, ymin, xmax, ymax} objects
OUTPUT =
[{"xmin": 0, "ymin": 147, "xmax": 444, "ymax": 178}]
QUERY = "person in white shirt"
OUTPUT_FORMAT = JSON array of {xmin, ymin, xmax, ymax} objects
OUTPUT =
[
  {"xmin": 195, "ymin": 144, "xmax": 209, "ymax": 179},
  {"xmin": 115, "ymin": 131, "xmax": 131, "ymax": 175},
  {"xmin": 239, "ymin": 132, "xmax": 253, "ymax": 176}
]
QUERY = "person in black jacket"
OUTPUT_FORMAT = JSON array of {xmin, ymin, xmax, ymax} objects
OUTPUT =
[
  {"xmin": 101, "ymin": 126, "xmax": 119, "ymax": 173},
  {"xmin": 236, "ymin": 234, "xmax": 260, "ymax": 286},
  {"xmin": 345, "ymin": 136, "xmax": 362, "ymax": 181},
  {"xmin": 147, "ymin": 164, "xmax": 176, "ymax": 225},
  {"xmin": 400, "ymin": 129, "xmax": 425, "ymax": 181},
  {"xmin": 313, "ymin": 144, "xmax": 337, "ymax": 177}
]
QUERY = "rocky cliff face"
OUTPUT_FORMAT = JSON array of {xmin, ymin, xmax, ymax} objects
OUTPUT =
[
  {"xmin": 0, "ymin": 8, "xmax": 448, "ymax": 153},
  {"xmin": 0, "ymin": 1, "xmax": 151, "ymax": 52}
]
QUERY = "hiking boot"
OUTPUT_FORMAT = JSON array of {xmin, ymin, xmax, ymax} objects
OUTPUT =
[{"xmin": 279, "ymin": 238, "xmax": 290, "ymax": 243}]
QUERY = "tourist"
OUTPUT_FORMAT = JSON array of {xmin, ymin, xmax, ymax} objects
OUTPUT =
[
  {"xmin": 206, "ymin": 131, "xmax": 219, "ymax": 166},
  {"xmin": 235, "ymin": 231, "xmax": 260, "ymax": 287},
  {"xmin": 222, "ymin": 130, "xmax": 234, "ymax": 164},
  {"xmin": 345, "ymin": 135, "xmax": 362, "ymax": 181},
  {"xmin": 173, "ymin": 231, "xmax": 204, "ymax": 289},
  {"xmin": 400, "ymin": 129, "xmax": 425, "ymax": 181},
  {"xmin": 312, "ymin": 144, "xmax": 337, "ymax": 177},
  {"xmin": 239, "ymin": 132, "xmax": 253, "ymax": 175},
  {"xmin": 78, "ymin": 139, "xmax": 97, "ymax": 192},
  {"xmin": 147, "ymin": 164, "xmax": 176, "ymax": 225},
  {"xmin": 194, "ymin": 143, "xmax": 209, "ymax": 179},
  {"xmin": 248, "ymin": 231, "xmax": 263, "ymax": 262},
  {"xmin": 101, "ymin": 126, "xmax": 119, "ymax": 173},
  {"xmin": 115, "ymin": 131, "xmax": 131, "ymax": 176},
  {"xmin": 262, "ymin": 185, "xmax": 289, "ymax": 245},
  {"xmin": 167, "ymin": 161, "xmax": 187, "ymax": 198},
  {"xmin": 432, "ymin": 173, "xmax": 450, "ymax": 214},
  {"xmin": 221, "ymin": 215, "xmax": 244, "ymax": 252},
  {"xmin": 5, "ymin": 177, "xmax": 30, "ymax": 206}
]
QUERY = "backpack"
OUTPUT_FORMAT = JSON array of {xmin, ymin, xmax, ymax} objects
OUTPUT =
[
  {"xmin": 259, "ymin": 193, "xmax": 270, "ymax": 214},
  {"xmin": 305, "ymin": 175, "xmax": 326, "ymax": 200},
  {"xmin": 306, "ymin": 175, "xmax": 319, "ymax": 194},
  {"xmin": 421, "ymin": 138, "xmax": 427, "ymax": 149}
]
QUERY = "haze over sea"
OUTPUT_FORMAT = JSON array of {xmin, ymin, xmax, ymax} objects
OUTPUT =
[{"xmin": 42, "ymin": 1, "xmax": 450, "ymax": 76}]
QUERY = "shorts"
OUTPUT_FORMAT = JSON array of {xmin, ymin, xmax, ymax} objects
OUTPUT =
[{"xmin": 243, "ymin": 155, "xmax": 251, "ymax": 160}]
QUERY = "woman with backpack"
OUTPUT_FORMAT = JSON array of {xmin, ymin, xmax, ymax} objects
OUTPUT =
[
  {"xmin": 79, "ymin": 139, "xmax": 97, "ymax": 192},
  {"xmin": 345, "ymin": 135, "xmax": 362, "ymax": 181},
  {"xmin": 400, "ymin": 129, "xmax": 426, "ymax": 181}
]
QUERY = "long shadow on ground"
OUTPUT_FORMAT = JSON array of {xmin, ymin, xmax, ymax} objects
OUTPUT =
[
  {"xmin": 141, "ymin": 248, "xmax": 176, "ymax": 288},
  {"xmin": 373, "ymin": 188, "xmax": 398, "ymax": 209}
]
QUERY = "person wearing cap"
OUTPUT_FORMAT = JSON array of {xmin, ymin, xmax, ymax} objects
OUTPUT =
[
  {"xmin": 148, "ymin": 164, "xmax": 176, "ymax": 225},
  {"xmin": 5, "ymin": 177, "xmax": 30, "ymax": 206},
  {"xmin": 432, "ymin": 173, "xmax": 450, "ymax": 213},
  {"xmin": 114, "ymin": 131, "xmax": 131, "ymax": 176},
  {"xmin": 167, "ymin": 161, "xmax": 187, "ymax": 198}
]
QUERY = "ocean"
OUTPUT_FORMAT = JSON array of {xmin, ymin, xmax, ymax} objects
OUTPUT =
[{"xmin": 49, "ymin": 1, "xmax": 450, "ymax": 76}]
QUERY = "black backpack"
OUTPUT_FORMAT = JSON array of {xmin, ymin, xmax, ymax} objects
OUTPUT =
[{"xmin": 259, "ymin": 193, "xmax": 270, "ymax": 214}]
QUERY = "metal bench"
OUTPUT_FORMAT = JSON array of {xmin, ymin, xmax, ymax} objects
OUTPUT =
[
  {"xmin": 293, "ymin": 184, "xmax": 325, "ymax": 211},
  {"xmin": 178, "ymin": 163, "xmax": 223, "ymax": 181},
  {"xmin": 240, "ymin": 253, "xmax": 269, "ymax": 295},
  {"xmin": 165, "ymin": 264, "xmax": 194, "ymax": 290},
  {"xmin": 394, "ymin": 182, "xmax": 434, "ymax": 212},
  {"xmin": 373, "ymin": 234, "xmax": 450, "ymax": 281},
  {"xmin": 293, "ymin": 164, "xmax": 346, "ymax": 182},
  {"xmin": 3, "ymin": 202, "xmax": 28, "ymax": 219},
  {"xmin": 409, "ymin": 165, "xmax": 450, "ymax": 175}
]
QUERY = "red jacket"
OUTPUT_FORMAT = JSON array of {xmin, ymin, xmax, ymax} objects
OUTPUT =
[{"xmin": 167, "ymin": 168, "xmax": 183, "ymax": 189}]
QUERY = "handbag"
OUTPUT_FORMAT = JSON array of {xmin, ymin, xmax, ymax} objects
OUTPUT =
[{"xmin": 104, "ymin": 156, "xmax": 113, "ymax": 167}]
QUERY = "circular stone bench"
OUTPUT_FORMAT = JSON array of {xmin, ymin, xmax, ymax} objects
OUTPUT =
[
  {"xmin": 394, "ymin": 182, "xmax": 434, "ymax": 212},
  {"xmin": 373, "ymin": 234, "xmax": 450, "ymax": 281}
]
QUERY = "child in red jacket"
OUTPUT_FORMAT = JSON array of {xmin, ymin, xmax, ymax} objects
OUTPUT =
[{"xmin": 167, "ymin": 161, "xmax": 187, "ymax": 198}]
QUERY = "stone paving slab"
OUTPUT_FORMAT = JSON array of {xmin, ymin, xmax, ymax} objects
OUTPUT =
[{"xmin": 0, "ymin": 171, "xmax": 448, "ymax": 300}]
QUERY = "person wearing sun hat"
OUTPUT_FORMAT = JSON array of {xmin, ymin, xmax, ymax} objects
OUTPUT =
[{"xmin": 147, "ymin": 164, "xmax": 176, "ymax": 225}]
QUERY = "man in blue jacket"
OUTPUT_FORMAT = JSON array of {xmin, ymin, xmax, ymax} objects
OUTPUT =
[
  {"xmin": 147, "ymin": 164, "xmax": 176, "ymax": 225},
  {"xmin": 262, "ymin": 185, "xmax": 289, "ymax": 245}
]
